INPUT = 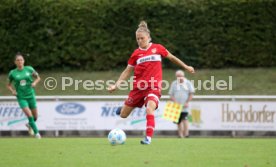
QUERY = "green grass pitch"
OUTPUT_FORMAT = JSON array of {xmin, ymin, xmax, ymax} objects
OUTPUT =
[{"xmin": 0, "ymin": 137, "xmax": 275, "ymax": 167}]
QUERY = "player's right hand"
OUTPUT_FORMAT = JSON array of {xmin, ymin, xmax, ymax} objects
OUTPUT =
[
  {"xmin": 12, "ymin": 90, "xmax": 17, "ymax": 96},
  {"xmin": 107, "ymin": 85, "xmax": 117, "ymax": 93},
  {"xmin": 186, "ymin": 66, "xmax": 195, "ymax": 74}
]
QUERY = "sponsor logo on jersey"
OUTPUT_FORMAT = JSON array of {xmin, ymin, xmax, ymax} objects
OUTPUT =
[
  {"xmin": 136, "ymin": 54, "xmax": 161, "ymax": 64},
  {"xmin": 20, "ymin": 80, "xmax": 26, "ymax": 86}
]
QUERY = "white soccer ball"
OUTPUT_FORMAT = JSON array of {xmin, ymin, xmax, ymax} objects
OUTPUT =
[{"xmin": 108, "ymin": 128, "xmax": 126, "ymax": 145}]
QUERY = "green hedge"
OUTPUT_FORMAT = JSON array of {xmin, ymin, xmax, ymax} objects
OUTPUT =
[{"xmin": 0, "ymin": 0, "xmax": 275, "ymax": 72}]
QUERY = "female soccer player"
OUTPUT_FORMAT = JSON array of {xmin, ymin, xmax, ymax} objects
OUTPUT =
[
  {"xmin": 7, "ymin": 53, "xmax": 41, "ymax": 139},
  {"xmin": 108, "ymin": 21, "xmax": 195, "ymax": 144}
]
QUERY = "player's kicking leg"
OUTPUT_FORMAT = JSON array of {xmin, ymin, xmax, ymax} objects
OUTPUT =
[{"xmin": 141, "ymin": 100, "xmax": 157, "ymax": 145}]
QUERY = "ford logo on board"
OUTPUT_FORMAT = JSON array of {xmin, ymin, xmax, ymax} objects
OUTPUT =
[{"xmin": 56, "ymin": 103, "xmax": 85, "ymax": 115}]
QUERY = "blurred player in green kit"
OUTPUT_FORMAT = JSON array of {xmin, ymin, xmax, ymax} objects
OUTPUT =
[{"xmin": 7, "ymin": 53, "xmax": 41, "ymax": 139}]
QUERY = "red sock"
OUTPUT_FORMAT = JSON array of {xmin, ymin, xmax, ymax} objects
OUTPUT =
[{"xmin": 146, "ymin": 114, "xmax": 155, "ymax": 137}]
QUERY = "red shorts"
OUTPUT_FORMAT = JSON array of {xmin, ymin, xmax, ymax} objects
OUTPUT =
[{"xmin": 124, "ymin": 88, "xmax": 161, "ymax": 108}]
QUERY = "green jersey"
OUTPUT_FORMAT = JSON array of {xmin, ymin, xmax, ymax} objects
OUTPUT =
[{"xmin": 8, "ymin": 66, "xmax": 38, "ymax": 99}]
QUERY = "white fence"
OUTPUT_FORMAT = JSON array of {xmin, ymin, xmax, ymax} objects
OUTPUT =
[{"xmin": 1, "ymin": 95, "xmax": 276, "ymax": 133}]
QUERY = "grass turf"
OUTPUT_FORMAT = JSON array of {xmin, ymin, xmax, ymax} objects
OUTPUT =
[{"xmin": 0, "ymin": 138, "xmax": 275, "ymax": 167}]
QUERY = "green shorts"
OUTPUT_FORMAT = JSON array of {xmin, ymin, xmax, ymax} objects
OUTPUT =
[{"xmin": 17, "ymin": 97, "xmax": 37, "ymax": 109}]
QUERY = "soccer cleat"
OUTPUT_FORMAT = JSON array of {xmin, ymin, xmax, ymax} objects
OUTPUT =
[
  {"xmin": 115, "ymin": 107, "xmax": 122, "ymax": 116},
  {"xmin": 26, "ymin": 123, "xmax": 34, "ymax": 136},
  {"xmin": 140, "ymin": 137, "xmax": 151, "ymax": 145},
  {"xmin": 35, "ymin": 133, "xmax": 41, "ymax": 139}
]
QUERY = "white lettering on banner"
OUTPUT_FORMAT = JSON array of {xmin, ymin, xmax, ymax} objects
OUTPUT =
[
  {"xmin": 222, "ymin": 104, "xmax": 275, "ymax": 123},
  {"xmin": 136, "ymin": 54, "xmax": 161, "ymax": 65}
]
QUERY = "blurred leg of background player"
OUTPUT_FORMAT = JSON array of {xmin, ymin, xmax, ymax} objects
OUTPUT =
[{"xmin": 22, "ymin": 107, "xmax": 41, "ymax": 139}]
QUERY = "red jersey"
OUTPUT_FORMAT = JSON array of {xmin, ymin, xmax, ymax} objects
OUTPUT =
[{"xmin": 128, "ymin": 43, "xmax": 169, "ymax": 90}]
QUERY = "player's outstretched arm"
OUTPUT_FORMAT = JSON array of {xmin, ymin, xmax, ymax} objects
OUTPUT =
[
  {"xmin": 166, "ymin": 52, "xmax": 195, "ymax": 74},
  {"xmin": 107, "ymin": 65, "xmax": 134, "ymax": 93}
]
